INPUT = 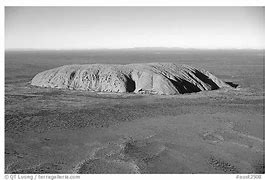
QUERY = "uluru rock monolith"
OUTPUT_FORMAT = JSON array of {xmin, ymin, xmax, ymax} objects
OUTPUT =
[{"xmin": 31, "ymin": 63, "xmax": 231, "ymax": 95}]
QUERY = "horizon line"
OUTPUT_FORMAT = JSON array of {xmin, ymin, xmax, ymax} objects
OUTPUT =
[{"xmin": 5, "ymin": 47, "xmax": 265, "ymax": 51}]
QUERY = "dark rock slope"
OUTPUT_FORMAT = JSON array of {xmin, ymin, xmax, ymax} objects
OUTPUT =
[{"xmin": 31, "ymin": 63, "xmax": 230, "ymax": 95}]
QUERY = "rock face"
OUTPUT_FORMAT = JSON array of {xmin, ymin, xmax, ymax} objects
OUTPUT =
[{"xmin": 31, "ymin": 63, "xmax": 230, "ymax": 95}]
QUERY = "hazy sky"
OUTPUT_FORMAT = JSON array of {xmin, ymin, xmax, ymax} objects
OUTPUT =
[{"xmin": 5, "ymin": 7, "xmax": 265, "ymax": 49}]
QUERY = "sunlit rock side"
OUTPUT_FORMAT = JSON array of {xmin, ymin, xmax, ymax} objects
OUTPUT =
[{"xmin": 31, "ymin": 63, "xmax": 231, "ymax": 95}]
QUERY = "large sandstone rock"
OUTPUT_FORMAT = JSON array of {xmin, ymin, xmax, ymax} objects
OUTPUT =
[{"xmin": 31, "ymin": 63, "xmax": 231, "ymax": 95}]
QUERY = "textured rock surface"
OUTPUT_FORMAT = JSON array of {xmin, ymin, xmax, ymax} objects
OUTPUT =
[{"xmin": 31, "ymin": 63, "xmax": 230, "ymax": 95}]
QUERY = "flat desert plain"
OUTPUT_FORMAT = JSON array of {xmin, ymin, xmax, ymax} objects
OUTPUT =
[{"xmin": 5, "ymin": 49, "xmax": 264, "ymax": 173}]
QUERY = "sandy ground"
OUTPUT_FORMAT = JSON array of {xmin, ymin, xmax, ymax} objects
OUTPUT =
[
  {"xmin": 5, "ymin": 83, "xmax": 264, "ymax": 173},
  {"xmin": 5, "ymin": 50, "xmax": 264, "ymax": 174}
]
